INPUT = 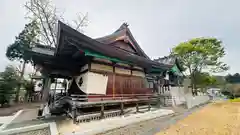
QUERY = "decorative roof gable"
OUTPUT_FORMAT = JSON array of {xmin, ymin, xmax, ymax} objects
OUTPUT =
[
  {"xmin": 96, "ymin": 23, "xmax": 150, "ymax": 59},
  {"xmin": 154, "ymin": 55, "xmax": 184, "ymax": 75}
]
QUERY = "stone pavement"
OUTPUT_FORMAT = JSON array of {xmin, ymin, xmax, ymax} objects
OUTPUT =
[
  {"xmin": 1, "ymin": 103, "xmax": 209, "ymax": 135},
  {"xmin": 11, "ymin": 109, "xmax": 38, "ymax": 123},
  {"xmin": 64, "ymin": 109, "xmax": 174, "ymax": 135},
  {"xmin": 0, "ymin": 103, "xmax": 41, "ymax": 116},
  {"xmin": 0, "ymin": 116, "xmax": 13, "ymax": 125},
  {"xmin": 98, "ymin": 105, "xmax": 207, "ymax": 135}
]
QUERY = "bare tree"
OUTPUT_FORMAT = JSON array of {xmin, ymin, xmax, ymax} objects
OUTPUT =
[
  {"xmin": 24, "ymin": 0, "xmax": 88, "ymax": 102},
  {"xmin": 24, "ymin": 0, "xmax": 88, "ymax": 47}
]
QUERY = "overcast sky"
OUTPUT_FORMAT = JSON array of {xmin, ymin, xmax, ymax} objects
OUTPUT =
[{"xmin": 0, "ymin": 0, "xmax": 239, "ymax": 75}]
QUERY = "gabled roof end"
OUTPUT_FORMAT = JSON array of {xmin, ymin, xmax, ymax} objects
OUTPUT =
[{"xmin": 116, "ymin": 23, "xmax": 129, "ymax": 32}]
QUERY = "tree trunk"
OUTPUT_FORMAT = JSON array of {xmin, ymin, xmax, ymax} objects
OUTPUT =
[
  {"xmin": 188, "ymin": 67, "xmax": 195, "ymax": 96},
  {"xmin": 24, "ymin": 91, "xmax": 29, "ymax": 102},
  {"xmin": 190, "ymin": 73, "xmax": 195, "ymax": 96},
  {"xmin": 191, "ymin": 72, "xmax": 199, "ymax": 96},
  {"xmin": 41, "ymin": 77, "xmax": 51, "ymax": 102},
  {"xmin": 15, "ymin": 61, "xmax": 26, "ymax": 102}
]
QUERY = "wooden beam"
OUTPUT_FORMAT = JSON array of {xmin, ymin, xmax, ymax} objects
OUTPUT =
[{"xmin": 91, "ymin": 60, "xmax": 144, "ymax": 72}]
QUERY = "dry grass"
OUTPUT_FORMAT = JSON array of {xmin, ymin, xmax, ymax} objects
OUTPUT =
[
  {"xmin": 156, "ymin": 101, "xmax": 240, "ymax": 135},
  {"xmin": 229, "ymin": 98, "xmax": 240, "ymax": 102}
]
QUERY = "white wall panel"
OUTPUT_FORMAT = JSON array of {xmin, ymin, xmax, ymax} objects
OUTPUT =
[
  {"xmin": 73, "ymin": 72, "xmax": 108, "ymax": 94},
  {"xmin": 86, "ymin": 72, "xmax": 108, "ymax": 94},
  {"xmin": 75, "ymin": 73, "xmax": 88, "ymax": 93}
]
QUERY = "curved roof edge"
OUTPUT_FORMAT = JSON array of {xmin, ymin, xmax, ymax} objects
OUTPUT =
[{"xmin": 95, "ymin": 23, "xmax": 150, "ymax": 59}]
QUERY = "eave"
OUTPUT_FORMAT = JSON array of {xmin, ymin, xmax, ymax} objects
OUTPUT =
[{"xmin": 56, "ymin": 21, "xmax": 170, "ymax": 70}]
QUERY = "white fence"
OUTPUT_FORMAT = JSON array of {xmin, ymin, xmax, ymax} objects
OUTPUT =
[
  {"xmin": 168, "ymin": 87, "xmax": 210, "ymax": 108},
  {"xmin": 170, "ymin": 87, "xmax": 186, "ymax": 106},
  {"xmin": 186, "ymin": 95, "xmax": 209, "ymax": 109}
]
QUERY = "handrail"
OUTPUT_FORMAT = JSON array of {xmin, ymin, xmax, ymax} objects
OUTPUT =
[
  {"xmin": 68, "ymin": 93, "xmax": 161, "ymax": 103},
  {"xmin": 70, "ymin": 94, "xmax": 156, "ymax": 97}
]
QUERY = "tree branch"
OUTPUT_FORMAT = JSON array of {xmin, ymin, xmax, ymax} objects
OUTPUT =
[
  {"xmin": 25, "ymin": 3, "xmax": 53, "ymax": 46},
  {"xmin": 35, "ymin": 0, "xmax": 56, "ymax": 46}
]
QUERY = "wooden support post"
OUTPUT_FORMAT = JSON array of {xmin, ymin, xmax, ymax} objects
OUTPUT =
[
  {"xmin": 163, "ymin": 96, "xmax": 166, "ymax": 106},
  {"xmin": 42, "ymin": 76, "xmax": 51, "ymax": 102},
  {"xmin": 72, "ymin": 104, "xmax": 77, "ymax": 124},
  {"xmin": 136, "ymin": 102, "xmax": 139, "ymax": 112},
  {"xmin": 120, "ymin": 102, "xmax": 124, "ymax": 115},
  {"xmin": 100, "ymin": 103, "xmax": 104, "ymax": 119},
  {"xmin": 113, "ymin": 65, "xmax": 116, "ymax": 98},
  {"xmin": 158, "ymin": 95, "xmax": 161, "ymax": 108},
  {"xmin": 148, "ymin": 97, "xmax": 151, "ymax": 111}
]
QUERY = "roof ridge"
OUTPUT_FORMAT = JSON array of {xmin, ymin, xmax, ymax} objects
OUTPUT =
[
  {"xmin": 95, "ymin": 22, "xmax": 150, "ymax": 59},
  {"xmin": 115, "ymin": 22, "xmax": 129, "ymax": 33}
]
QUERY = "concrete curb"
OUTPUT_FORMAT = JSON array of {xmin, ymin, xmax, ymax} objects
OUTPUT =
[
  {"xmin": 0, "ymin": 110, "xmax": 23, "ymax": 131},
  {"xmin": 0, "ymin": 122, "xmax": 58, "ymax": 135},
  {"xmin": 66, "ymin": 109, "xmax": 174, "ymax": 135},
  {"xmin": 50, "ymin": 122, "xmax": 58, "ymax": 135}
]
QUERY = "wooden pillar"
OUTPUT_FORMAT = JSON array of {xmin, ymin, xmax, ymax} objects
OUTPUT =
[
  {"xmin": 157, "ymin": 95, "xmax": 161, "ymax": 108},
  {"xmin": 54, "ymin": 78, "xmax": 57, "ymax": 101},
  {"xmin": 160, "ymin": 84, "xmax": 162, "ymax": 94},
  {"xmin": 72, "ymin": 103, "xmax": 77, "ymax": 124},
  {"xmin": 120, "ymin": 102, "xmax": 124, "ymax": 115},
  {"xmin": 130, "ymin": 66, "xmax": 133, "ymax": 96},
  {"xmin": 163, "ymin": 96, "xmax": 166, "ymax": 106},
  {"xmin": 130, "ymin": 66, "xmax": 133, "ymax": 75},
  {"xmin": 113, "ymin": 65, "xmax": 116, "ymax": 98},
  {"xmin": 168, "ymin": 80, "xmax": 170, "ymax": 91},
  {"xmin": 148, "ymin": 97, "xmax": 151, "ymax": 111},
  {"xmin": 42, "ymin": 76, "xmax": 51, "ymax": 102},
  {"xmin": 100, "ymin": 103, "xmax": 105, "ymax": 119},
  {"xmin": 136, "ymin": 102, "xmax": 139, "ymax": 112}
]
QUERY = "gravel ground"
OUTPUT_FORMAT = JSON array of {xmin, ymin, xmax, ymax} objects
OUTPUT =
[
  {"xmin": 156, "ymin": 101, "xmax": 240, "ymax": 135},
  {"xmin": 97, "ymin": 105, "xmax": 206, "ymax": 135},
  {"xmin": 9, "ymin": 128, "xmax": 50, "ymax": 135}
]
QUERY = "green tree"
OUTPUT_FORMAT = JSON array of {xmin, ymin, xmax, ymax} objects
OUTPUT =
[
  {"xmin": 23, "ymin": 80, "xmax": 35, "ymax": 102},
  {"xmin": 225, "ymin": 83, "xmax": 240, "ymax": 98},
  {"xmin": 0, "ymin": 66, "xmax": 20, "ymax": 107},
  {"xmin": 195, "ymin": 72, "xmax": 217, "ymax": 91},
  {"xmin": 172, "ymin": 38, "xmax": 228, "ymax": 95},
  {"xmin": 6, "ymin": 20, "xmax": 40, "ymax": 102},
  {"xmin": 225, "ymin": 73, "xmax": 240, "ymax": 83}
]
